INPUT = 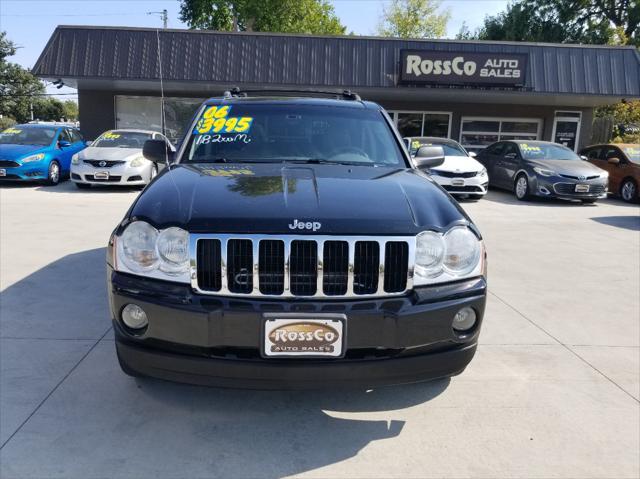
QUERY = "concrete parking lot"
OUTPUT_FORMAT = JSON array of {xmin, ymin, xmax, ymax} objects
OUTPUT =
[{"xmin": 1, "ymin": 181, "xmax": 639, "ymax": 479}]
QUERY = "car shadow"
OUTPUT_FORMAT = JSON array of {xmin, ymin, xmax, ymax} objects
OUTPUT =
[
  {"xmin": 591, "ymin": 215, "xmax": 640, "ymax": 231},
  {"xmin": 2, "ymin": 248, "xmax": 451, "ymax": 477}
]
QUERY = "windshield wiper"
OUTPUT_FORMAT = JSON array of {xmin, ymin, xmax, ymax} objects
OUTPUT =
[{"xmin": 285, "ymin": 158, "xmax": 369, "ymax": 166}]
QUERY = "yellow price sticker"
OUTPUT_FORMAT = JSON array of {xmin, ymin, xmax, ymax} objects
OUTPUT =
[
  {"xmin": 2, "ymin": 128, "xmax": 22, "ymax": 135},
  {"xmin": 102, "ymin": 132, "xmax": 121, "ymax": 140},
  {"xmin": 195, "ymin": 106, "xmax": 253, "ymax": 135}
]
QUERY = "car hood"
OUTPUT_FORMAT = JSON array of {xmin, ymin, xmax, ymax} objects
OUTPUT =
[
  {"xmin": 0, "ymin": 144, "xmax": 48, "ymax": 159},
  {"xmin": 127, "ymin": 163, "xmax": 472, "ymax": 235},
  {"xmin": 431, "ymin": 155, "xmax": 484, "ymax": 174},
  {"xmin": 528, "ymin": 159, "xmax": 605, "ymax": 176},
  {"xmin": 79, "ymin": 147, "xmax": 142, "ymax": 161}
]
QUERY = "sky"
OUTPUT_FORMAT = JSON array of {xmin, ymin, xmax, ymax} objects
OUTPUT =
[{"xmin": 0, "ymin": 0, "xmax": 509, "ymax": 98}]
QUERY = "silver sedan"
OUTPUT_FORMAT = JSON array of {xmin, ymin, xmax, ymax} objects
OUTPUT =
[{"xmin": 70, "ymin": 129, "xmax": 173, "ymax": 188}]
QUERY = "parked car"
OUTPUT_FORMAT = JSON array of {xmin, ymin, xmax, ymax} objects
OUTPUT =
[
  {"xmin": 107, "ymin": 92, "xmax": 487, "ymax": 389},
  {"xmin": 580, "ymin": 143, "xmax": 640, "ymax": 203},
  {"xmin": 404, "ymin": 136, "xmax": 488, "ymax": 200},
  {"xmin": 476, "ymin": 140, "xmax": 608, "ymax": 203},
  {"xmin": 71, "ymin": 129, "xmax": 174, "ymax": 188},
  {"xmin": 0, "ymin": 123, "xmax": 87, "ymax": 185}
]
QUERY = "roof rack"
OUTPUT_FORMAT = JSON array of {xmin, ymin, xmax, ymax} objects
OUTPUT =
[{"xmin": 222, "ymin": 87, "xmax": 361, "ymax": 101}]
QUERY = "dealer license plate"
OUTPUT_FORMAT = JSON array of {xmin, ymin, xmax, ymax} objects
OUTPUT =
[
  {"xmin": 263, "ymin": 318, "xmax": 344, "ymax": 358},
  {"xmin": 0, "ymin": 169, "xmax": 5, "ymax": 177},
  {"xmin": 94, "ymin": 171, "xmax": 109, "ymax": 180},
  {"xmin": 575, "ymin": 184, "xmax": 590, "ymax": 193},
  {"xmin": 451, "ymin": 178, "xmax": 465, "ymax": 186}
]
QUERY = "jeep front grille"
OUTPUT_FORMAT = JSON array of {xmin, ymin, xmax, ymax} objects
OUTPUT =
[{"xmin": 192, "ymin": 235, "xmax": 415, "ymax": 298}]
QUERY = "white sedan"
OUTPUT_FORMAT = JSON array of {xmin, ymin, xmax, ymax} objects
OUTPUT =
[
  {"xmin": 404, "ymin": 136, "xmax": 489, "ymax": 200},
  {"xmin": 71, "ymin": 129, "xmax": 174, "ymax": 188}
]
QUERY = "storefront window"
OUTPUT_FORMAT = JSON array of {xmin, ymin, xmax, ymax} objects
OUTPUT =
[
  {"xmin": 460, "ymin": 117, "xmax": 541, "ymax": 152},
  {"xmin": 115, "ymin": 95, "xmax": 205, "ymax": 144},
  {"xmin": 389, "ymin": 111, "xmax": 452, "ymax": 138}
]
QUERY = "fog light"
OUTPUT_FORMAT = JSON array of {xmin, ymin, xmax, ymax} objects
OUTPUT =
[
  {"xmin": 453, "ymin": 307, "xmax": 477, "ymax": 332},
  {"xmin": 121, "ymin": 304, "xmax": 148, "ymax": 330}
]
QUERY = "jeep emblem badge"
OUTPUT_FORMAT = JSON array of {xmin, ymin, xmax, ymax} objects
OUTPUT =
[{"xmin": 288, "ymin": 219, "xmax": 321, "ymax": 231}]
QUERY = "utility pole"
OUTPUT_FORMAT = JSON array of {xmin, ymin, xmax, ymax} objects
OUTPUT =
[{"xmin": 147, "ymin": 9, "xmax": 168, "ymax": 29}]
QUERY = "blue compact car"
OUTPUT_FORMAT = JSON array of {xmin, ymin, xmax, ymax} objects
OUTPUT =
[{"xmin": 0, "ymin": 123, "xmax": 87, "ymax": 185}]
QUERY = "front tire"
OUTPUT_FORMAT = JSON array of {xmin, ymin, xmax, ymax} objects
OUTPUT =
[
  {"xmin": 45, "ymin": 161, "xmax": 60, "ymax": 186},
  {"xmin": 514, "ymin": 174, "xmax": 530, "ymax": 201},
  {"xmin": 620, "ymin": 179, "xmax": 638, "ymax": 203}
]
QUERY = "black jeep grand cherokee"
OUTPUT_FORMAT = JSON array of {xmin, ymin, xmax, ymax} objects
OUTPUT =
[{"xmin": 108, "ymin": 92, "xmax": 487, "ymax": 389}]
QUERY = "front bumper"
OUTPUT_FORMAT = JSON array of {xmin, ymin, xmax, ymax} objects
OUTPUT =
[
  {"xmin": 109, "ymin": 269, "xmax": 487, "ymax": 389},
  {"xmin": 71, "ymin": 161, "xmax": 152, "ymax": 185},
  {"xmin": 432, "ymin": 174, "xmax": 489, "ymax": 196},
  {"xmin": 0, "ymin": 162, "xmax": 48, "ymax": 181},
  {"xmin": 532, "ymin": 176, "xmax": 608, "ymax": 199}
]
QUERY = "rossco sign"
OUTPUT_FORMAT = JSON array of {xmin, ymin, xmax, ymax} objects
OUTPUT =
[{"xmin": 400, "ymin": 50, "xmax": 528, "ymax": 86}]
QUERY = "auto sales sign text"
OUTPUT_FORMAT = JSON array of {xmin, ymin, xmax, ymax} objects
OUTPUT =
[{"xmin": 400, "ymin": 50, "xmax": 528, "ymax": 86}]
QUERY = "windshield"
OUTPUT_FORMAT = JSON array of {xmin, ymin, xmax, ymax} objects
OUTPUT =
[
  {"xmin": 408, "ymin": 140, "xmax": 467, "ymax": 157},
  {"xmin": 622, "ymin": 145, "xmax": 640, "ymax": 163},
  {"xmin": 93, "ymin": 131, "xmax": 152, "ymax": 148},
  {"xmin": 184, "ymin": 104, "xmax": 405, "ymax": 167},
  {"xmin": 0, "ymin": 127, "xmax": 56, "ymax": 146},
  {"xmin": 518, "ymin": 143, "xmax": 580, "ymax": 161}
]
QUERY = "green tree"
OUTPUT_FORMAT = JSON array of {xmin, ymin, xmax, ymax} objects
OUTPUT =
[
  {"xmin": 0, "ymin": 31, "xmax": 45, "ymax": 123},
  {"xmin": 476, "ymin": 0, "xmax": 639, "ymax": 46},
  {"xmin": 62, "ymin": 100, "xmax": 78, "ymax": 121},
  {"xmin": 376, "ymin": 0, "xmax": 451, "ymax": 39},
  {"xmin": 32, "ymin": 97, "xmax": 65, "ymax": 122},
  {"xmin": 596, "ymin": 100, "xmax": 640, "ymax": 142},
  {"xmin": 179, "ymin": 0, "xmax": 346, "ymax": 34}
]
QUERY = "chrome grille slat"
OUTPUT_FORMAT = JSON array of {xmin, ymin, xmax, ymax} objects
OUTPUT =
[{"xmin": 191, "ymin": 235, "xmax": 414, "ymax": 299}]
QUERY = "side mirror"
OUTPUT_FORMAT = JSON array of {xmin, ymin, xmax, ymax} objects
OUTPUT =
[
  {"xmin": 143, "ymin": 139, "xmax": 175, "ymax": 164},
  {"xmin": 58, "ymin": 140, "xmax": 71, "ymax": 148},
  {"xmin": 414, "ymin": 145, "xmax": 445, "ymax": 169},
  {"xmin": 580, "ymin": 155, "xmax": 588, "ymax": 161},
  {"xmin": 468, "ymin": 151, "xmax": 477, "ymax": 158},
  {"xmin": 607, "ymin": 157, "xmax": 621, "ymax": 165},
  {"xmin": 85, "ymin": 140, "xmax": 93, "ymax": 147}
]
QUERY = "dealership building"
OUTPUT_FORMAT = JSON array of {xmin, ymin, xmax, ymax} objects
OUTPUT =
[{"xmin": 34, "ymin": 25, "xmax": 640, "ymax": 151}]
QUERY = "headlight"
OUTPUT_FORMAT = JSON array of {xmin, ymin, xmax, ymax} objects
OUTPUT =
[
  {"xmin": 533, "ymin": 166, "xmax": 555, "ymax": 177},
  {"xmin": 599, "ymin": 171, "xmax": 609, "ymax": 179},
  {"xmin": 429, "ymin": 169, "xmax": 442, "ymax": 176},
  {"xmin": 414, "ymin": 226, "xmax": 483, "ymax": 286},
  {"xmin": 130, "ymin": 156, "xmax": 148, "ymax": 167},
  {"xmin": 478, "ymin": 167, "xmax": 487, "ymax": 177},
  {"xmin": 415, "ymin": 231, "xmax": 445, "ymax": 278},
  {"xmin": 443, "ymin": 227, "xmax": 481, "ymax": 275},
  {"xmin": 115, "ymin": 221, "xmax": 190, "ymax": 282},
  {"xmin": 71, "ymin": 154, "xmax": 80, "ymax": 165},
  {"xmin": 118, "ymin": 221, "xmax": 159, "ymax": 272},
  {"xmin": 157, "ymin": 227, "xmax": 189, "ymax": 275},
  {"xmin": 22, "ymin": 153, "xmax": 45, "ymax": 163}
]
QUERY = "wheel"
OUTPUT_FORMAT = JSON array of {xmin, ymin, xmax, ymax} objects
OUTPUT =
[
  {"xmin": 514, "ymin": 174, "xmax": 530, "ymax": 201},
  {"xmin": 620, "ymin": 179, "xmax": 638, "ymax": 203},
  {"xmin": 75, "ymin": 182, "xmax": 91, "ymax": 189},
  {"xmin": 581, "ymin": 199, "xmax": 597, "ymax": 204},
  {"xmin": 45, "ymin": 161, "xmax": 60, "ymax": 186}
]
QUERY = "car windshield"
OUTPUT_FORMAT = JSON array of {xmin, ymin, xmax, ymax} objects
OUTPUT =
[
  {"xmin": 0, "ymin": 127, "xmax": 56, "ymax": 146},
  {"xmin": 93, "ymin": 131, "xmax": 152, "ymax": 148},
  {"xmin": 622, "ymin": 145, "xmax": 640, "ymax": 163},
  {"xmin": 518, "ymin": 143, "xmax": 580, "ymax": 161},
  {"xmin": 408, "ymin": 140, "xmax": 467, "ymax": 157},
  {"xmin": 183, "ymin": 103, "xmax": 405, "ymax": 167}
]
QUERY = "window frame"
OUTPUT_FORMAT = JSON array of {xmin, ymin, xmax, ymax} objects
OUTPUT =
[
  {"xmin": 388, "ymin": 110, "xmax": 453, "ymax": 138},
  {"xmin": 459, "ymin": 116, "xmax": 542, "ymax": 152}
]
